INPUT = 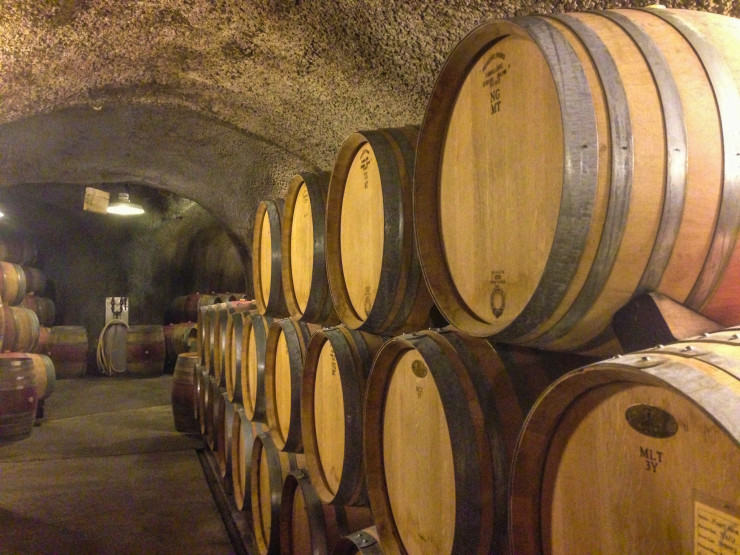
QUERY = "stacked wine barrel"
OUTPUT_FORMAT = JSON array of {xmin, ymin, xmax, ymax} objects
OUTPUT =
[
  {"xmin": 171, "ymin": 7, "xmax": 740, "ymax": 554},
  {"xmin": 0, "ymin": 236, "xmax": 62, "ymax": 442}
]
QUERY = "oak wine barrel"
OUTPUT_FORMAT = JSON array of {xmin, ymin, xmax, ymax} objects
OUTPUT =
[
  {"xmin": 20, "ymin": 293, "xmax": 55, "ymax": 327},
  {"xmin": 196, "ymin": 293, "xmax": 226, "ymax": 364},
  {"xmin": 0, "ymin": 354, "xmax": 37, "ymax": 443},
  {"xmin": 2, "ymin": 306, "xmax": 40, "ymax": 352},
  {"xmin": 264, "ymin": 318, "xmax": 319, "ymax": 452},
  {"xmin": 216, "ymin": 300, "xmax": 256, "ymax": 387},
  {"xmin": 48, "ymin": 326, "xmax": 88, "ymax": 378},
  {"xmin": 22, "ymin": 267, "xmax": 46, "ymax": 296},
  {"xmin": 25, "ymin": 353, "xmax": 55, "ymax": 401},
  {"xmin": 281, "ymin": 171, "xmax": 339, "ymax": 325},
  {"xmin": 164, "ymin": 322, "xmax": 198, "ymax": 367},
  {"xmin": 364, "ymin": 329, "xmax": 591, "ymax": 554},
  {"xmin": 414, "ymin": 8, "xmax": 740, "ymax": 355},
  {"xmin": 254, "ymin": 199, "xmax": 290, "ymax": 318},
  {"xmin": 214, "ymin": 389, "xmax": 235, "ymax": 487},
  {"xmin": 125, "ymin": 325, "xmax": 165, "ymax": 378},
  {"xmin": 332, "ymin": 527, "xmax": 384, "ymax": 555},
  {"xmin": 510, "ymin": 327, "xmax": 740, "ymax": 554},
  {"xmin": 0, "ymin": 262, "xmax": 26, "ymax": 306},
  {"xmin": 326, "ymin": 127, "xmax": 433, "ymax": 334},
  {"xmin": 301, "ymin": 326, "xmax": 385, "ymax": 506},
  {"xmin": 0, "ymin": 236, "xmax": 37, "ymax": 266},
  {"xmin": 242, "ymin": 312, "xmax": 273, "ymax": 423},
  {"xmin": 31, "ymin": 326, "xmax": 51, "ymax": 355},
  {"xmin": 279, "ymin": 469, "xmax": 374, "ymax": 555},
  {"xmin": 171, "ymin": 352, "xmax": 200, "ymax": 434},
  {"xmin": 231, "ymin": 405, "xmax": 265, "ymax": 512},
  {"xmin": 251, "ymin": 432, "xmax": 305, "ymax": 555}
]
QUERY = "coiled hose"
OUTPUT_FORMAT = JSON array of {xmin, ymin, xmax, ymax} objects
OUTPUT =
[{"xmin": 97, "ymin": 319, "xmax": 128, "ymax": 376}]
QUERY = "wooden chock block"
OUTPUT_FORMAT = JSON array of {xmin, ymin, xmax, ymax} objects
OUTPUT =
[{"xmin": 612, "ymin": 292, "xmax": 724, "ymax": 353}]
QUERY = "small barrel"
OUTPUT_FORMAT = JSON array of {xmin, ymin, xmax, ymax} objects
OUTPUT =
[
  {"xmin": 281, "ymin": 172, "xmax": 339, "ymax": 325},
  {"xmin": 0, "ymin": 262, "xmax": 26, "ymax": 306},
  {"xmin": 264, "ymin": 318, "xmax": 319, "ymax": 452},
  {"xmin": 250, "ymin": 432, "xmax": 305, "ymax": 555},
  {"xmin": 414, "ymin": 9, "xmax": 740, "ymax": 352},
  {"xmin": 20, "ymin": 294, "xmax": 55, "ymax": 327},
  {"xmin": 253, "ymin": 199, "xmax": 290, "ymax": 318},
  {"xmin": 301, "ymin": 326, "xmax": 385, "ymax": 506},
  {"xmin": 0, "ymin": 354, "xmax": 37, "ymax": 444},
  {"xmin": 125, "ymin": 325, "xmax": 165, "ymax": 378},
  {"xmin": 279, "ymin": 469, "xmax": 375, "ymax": 555},
  {"xmin": 22, "ymin": 267, "xmax": 46, "ymax": 296},
  {"xmin": 0, "ymin": 236, "xmax": 37, "ymax": 265},
  {"xmin": 332, "ymin": 527, "xmax": 383, "ymax": 555},
  {"xmin": 48, "ymin": 326, "xmax": 88, "ymax": 378},
  {"xmin": 24, "ymin": 353, "xmax": 55, "ymax": 401},
  {"xmin": 32, "ymin": 326, "xmax": 51, "ymax": 355},
  {"xmin": 326, "ymin": 126, "xmax": 433, "ymax": 334},
  {"xmin": 2, "ymin": 306, "xmax": 40, "ymax": 352},
  {"xmin": 242, "ymin": 313, "xmax": 273, "ymax": 423},
  {"xmin": 510, "ymin": 328, "xmax": 740, "ymax": 554},
  {"xmin": 364, "ymin": 329, "xmax": 591, "ymax": 554},
  {"xmin": 215, "ymin": 389, "xmax": 235, "ymax": 487},
  {"xmin": 171, "ymin": 352, "xmax": 200, "ymax": 434},
  {"xmin": 231, "ymin": 405, "xmax": 265, "ymax": 513}
]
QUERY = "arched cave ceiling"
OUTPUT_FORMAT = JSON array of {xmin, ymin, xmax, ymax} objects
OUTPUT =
[{"xmin": 0, "ymin": 0, "xmax": 736, "ymax": 247}]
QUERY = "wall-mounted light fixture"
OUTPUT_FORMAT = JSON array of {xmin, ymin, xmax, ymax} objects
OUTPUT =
[{"xmin": 106, "ymin": 192, "xmax": 145, "ymax": 216}]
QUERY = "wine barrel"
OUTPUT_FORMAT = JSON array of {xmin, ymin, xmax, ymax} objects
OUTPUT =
[
  {"xmin": 215, "ymin": 389, "xmax": 235, "ymax": 487},
  {"xmin": 32, "ymin": 326, "xmax": 50, "ymax": 355},
  {"xmin": 253, "ymin": 199, "xmax": 290, "ymax": 318},
  {"xmin": 279, "ymin": 469, "xmax": 375, "ymax": 555},
  {"xmin": 196, "ymin": 293, "xmax": 225, "ymax": 364},
  {"xmin": 20, "ymin": 294, "xmax": 55, "ymax": 327},
  {"xmin": 204, "ymin": 302, "xmax": 227, "ymax": 376},
  {"xmin": 0, "ymin": 236, "xmax": 37, "ymax": 266},
  {"xmin": 264, "ymin": 318, "xmax": 319, "ymax": 452},
  {"xmin": 326, "ymin": 127, "xmax": 433, "ymax": 335},
  {"xmin": 22, "ymin": 267, "xmax": 46, "ymax": 296},
  {"xmin": 171, "ymin": 352, "xmax": 200, "ymax": 434},
  {"xmin": 226, "ymin": 311, "xmax": 248, "ymax": 404},
  {"xmin": 301, "ymin": 326, "xmax": 385, "ymax": 506},
  {"xmin": 281, "ymin": 171, "xmax": 339, "ymax": 325},
  {"xmin": 332, "ymin": 527, "xmax": 383, "ymax": 555},
  {"xmin": 0, "ymin": 354, "xmax": 37, "ymax": 443},
  {"xmin": 243, "ymin": 313, "xmax": 274, "ymax": 423},
  {"xmin": 25, "ymin": 353, "xmax": 55, "ymax": 401},
  {"xmin": 414, "ymin": 9, "xmax": 740, "ymax": 354},
  {"xmin": 125, "ymin": 325, "xmax": 165, "ymax": 378},
  {"xmin": 2, "ymin": 306, "xmax": 40, "ymax": 352},
  {"xmin": 164, "ymin": 322, "xmax": 198, "ymax": 366},
  {"xmin": 251, "ymin": 432, "xmax": 305, "ymax": 555},
  {"xmin": 48, "ymin": 326, "xmax": 88, "ymax": 378},
  {"xmin": 510, "ymin": 327, "xmax": 740, "ymax": 554},
  {"xmin": 364, "ymin": 329, "xmax": 591, "ymax": 554},
  {"xmin": 197, "ymin": 366, "xmax": 209, "ymax": 437},
  {"xmin": 216, "ymin": 300, "xmax": 256, "ymax": 387},
  {"xmin": 0, "ymin": 262, "xmax": 26, "ymax": 306},
  {"xmin": 231, "ymin": 405, "xmax": 265, "ymax": 512}
]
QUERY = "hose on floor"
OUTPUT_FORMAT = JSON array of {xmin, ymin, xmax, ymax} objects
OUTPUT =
[{"xmin": 96, "ymin": 319, "xmax": 128, "ymax": 376}]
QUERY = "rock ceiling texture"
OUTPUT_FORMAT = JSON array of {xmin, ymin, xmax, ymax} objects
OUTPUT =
[{"xmin": 0, "ymin": 0, "xmax": 736, "ymax": 247}]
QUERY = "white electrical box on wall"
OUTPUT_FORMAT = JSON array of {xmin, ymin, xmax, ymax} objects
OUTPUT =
[{"xmin": 106, "ymin": 296, "xmax": 129, "ymax": 325}]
